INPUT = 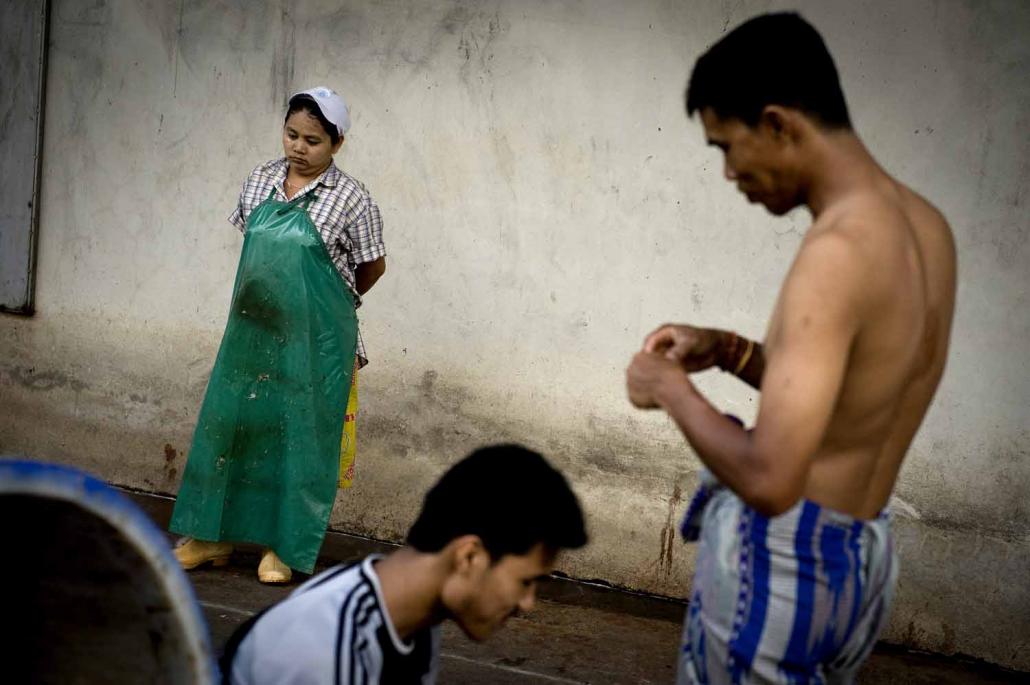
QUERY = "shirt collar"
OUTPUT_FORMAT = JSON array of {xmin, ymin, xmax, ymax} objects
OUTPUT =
[{"xmin": 320, "ymin": 161, "xmax": 341, "ymax": 188}]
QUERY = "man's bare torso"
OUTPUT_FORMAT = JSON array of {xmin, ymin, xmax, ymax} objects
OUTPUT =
[{"xmin": 764, "ymin": 176, "xmax": 957, "ymax": 519}]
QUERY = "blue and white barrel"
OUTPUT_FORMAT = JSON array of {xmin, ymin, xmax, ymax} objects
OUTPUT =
[{"xmin": 0, "ymin": 459, "xmax": 216, "ymax": 684}]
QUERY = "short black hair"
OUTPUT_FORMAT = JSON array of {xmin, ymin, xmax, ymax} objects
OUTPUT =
[
  {"xmin": 686, "ymin": 13, "xmax": 851, "ymax": 129},
  {"xmin": 406, "ymin": 444, "xmax": 588, "ymax": 560},
  {"xmin": 285, "ymin": 94, "xmax": 341, "ymax": 145}
]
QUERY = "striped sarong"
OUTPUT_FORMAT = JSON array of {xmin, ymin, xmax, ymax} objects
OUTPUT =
[{"xmin": 678, "ymin": 474, "xmax": 897, "ymax": 684}]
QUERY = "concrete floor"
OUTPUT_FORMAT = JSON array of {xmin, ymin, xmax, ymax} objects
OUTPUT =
[
  {"xmin": 118, "ymin": 491, "xmax": 1023, "ymax": 684},
  {"xmin": 190, "ymin": 549, "xmax": 1025, "ymax": 684}
]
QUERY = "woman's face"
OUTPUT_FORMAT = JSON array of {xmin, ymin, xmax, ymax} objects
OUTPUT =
[{"xmin": 282, "ymin": 109, "xmax": 342, "ymax": 176}]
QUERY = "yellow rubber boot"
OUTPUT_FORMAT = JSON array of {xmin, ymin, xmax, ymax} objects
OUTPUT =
[
  {"xmin": 258, "ymin": 548, "xmax": 292, "ymax": 584},
  {"xmin": 174, "ymin": 538, "xmax": 233, "ymax": 570}
]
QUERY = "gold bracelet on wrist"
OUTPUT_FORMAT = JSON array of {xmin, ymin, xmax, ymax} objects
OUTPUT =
[{"xmin": 733, "ymin": 338, "xmax": 755, "ymax": 375}]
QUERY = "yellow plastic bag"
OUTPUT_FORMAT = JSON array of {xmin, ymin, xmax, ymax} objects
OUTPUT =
[{"xmin": 338, "ymin": 364, "xmax": 359, "ymax": 488}]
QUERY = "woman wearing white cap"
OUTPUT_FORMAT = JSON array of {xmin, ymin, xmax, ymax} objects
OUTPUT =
[{"xmin": 168, "ymin": 87, "xmax": 386, "ymax": 584}]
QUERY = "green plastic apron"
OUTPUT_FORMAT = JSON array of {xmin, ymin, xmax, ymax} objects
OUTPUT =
[{"xmin": 170, "ymin": 188, "xmax": 357, "ymax": 573}]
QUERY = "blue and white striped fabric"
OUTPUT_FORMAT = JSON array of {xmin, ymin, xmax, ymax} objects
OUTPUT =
[{"xmin": 678, "ymin": 479, "xmax": 897, "ymax": 685}]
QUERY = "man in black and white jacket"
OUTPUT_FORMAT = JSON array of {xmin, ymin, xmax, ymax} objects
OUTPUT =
[{"xmin": 224, "ymin": 443, "xmax": 588, "ymax": 685}]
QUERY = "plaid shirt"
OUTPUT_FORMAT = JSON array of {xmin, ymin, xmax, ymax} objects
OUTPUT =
[{"xmin": 229, "ymin": 158, "xmax": 385, "ymax": 365}]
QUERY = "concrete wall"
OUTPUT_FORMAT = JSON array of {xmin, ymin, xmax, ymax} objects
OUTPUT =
[{"xmin": 2, "ymin": 0, "xmax": 1028, "ymax": 670}]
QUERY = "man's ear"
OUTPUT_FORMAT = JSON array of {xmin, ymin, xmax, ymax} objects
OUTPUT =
[
  {"xmin": 448, "ymin": 535, "xmax": 489, "ymax": 576},
  {"xmin": 332, "ymin": 135, "xmax": 345, "ymax": 154},
  {"xmin": 759, "ymin": 105, "xmax": 802, "ymax": 143}
]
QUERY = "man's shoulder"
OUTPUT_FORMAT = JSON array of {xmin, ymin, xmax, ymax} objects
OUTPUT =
[
  {"xmin": 792, "ymin": 222, "xmax": 870, "ymax": 282},
  {"xmin": 227, "ymin": 561, "xmax": 372, "ymax": 684},
  {"xmin": 290, "ymin": 557, "xmax": 371, "ymax": 597},
  {"xmin": 776, "ymin": 219, "xmax": 876, "ymax": 328},
  {"xmin": 801, "ymin": 190, "xmax": 915, "ymax": 276},
  {"xmin": 818, "ymin": 183, "xmax": 949, "ymax": 244},
  {"xmin": 820, "ymin": 184, "xmax": 953, "ymax": 279},
  {"xmin": 818, "ymin": 190, "xmax": 901, "ymax": 234}
]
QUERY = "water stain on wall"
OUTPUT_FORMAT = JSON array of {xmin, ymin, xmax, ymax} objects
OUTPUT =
[
  {"xmin": 163, "ymin": 443, "xmax": 179, "ymax": 483},
  {"xmin": 270, "ymin": 0, "xmax": 296, "ymax": 107},
  {"xmin": 9, "ymin": 366, "xmax": 89, "ymax": 393},
  {"xmin": 657, "ymin": 483, "xmax": 683, "ymax": 575}
]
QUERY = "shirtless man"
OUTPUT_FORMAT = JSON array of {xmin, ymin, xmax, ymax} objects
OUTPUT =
[{"xmin": 625, "ymin": 13, "xmax": 956, "ymax": 684}]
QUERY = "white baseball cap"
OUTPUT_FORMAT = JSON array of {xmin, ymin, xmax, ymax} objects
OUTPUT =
[{"xmin": 290, "ymin": 86, "xmax": 351, "ymax": 137}]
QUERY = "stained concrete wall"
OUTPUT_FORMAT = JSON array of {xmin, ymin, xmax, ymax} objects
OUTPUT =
[{"xmin": 1, "ymin": 0, "xmax": 1028, "ymax": 671}]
